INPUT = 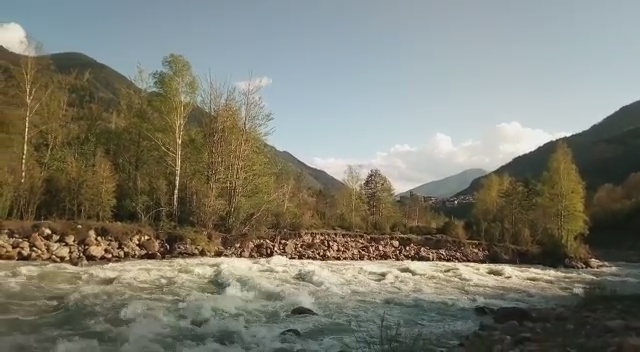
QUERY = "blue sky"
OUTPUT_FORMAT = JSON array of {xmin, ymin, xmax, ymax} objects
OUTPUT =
[{"xmin": 3, "ymin": 0, "xmax": 640, "ymax": 190}]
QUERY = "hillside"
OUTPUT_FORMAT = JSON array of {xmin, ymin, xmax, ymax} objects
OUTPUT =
[
  {"xmin": 458, "ymin": 100, "xmax": 640, "ymax": 195},
  {"xmin": 398, "ymin": 168, "xmax": 487, "ymax": 198},
  {"xmin": 271, "ymin": 148, "xmax": 346, "ymax": 192},
  {"xmin": 0, "ymin": 46, "xmax": 344, "ymax": 192}
]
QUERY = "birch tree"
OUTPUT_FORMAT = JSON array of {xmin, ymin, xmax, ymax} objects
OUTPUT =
[
  {"xmin": 536, "ymin": 141, "xmax": 588, "ymax": 254},
  {"xmin": 13, "ymin": 44, "xmax": 52, "ymax": 185},
  {"xmin": 195, "ymin": 73, "xmax": 238, "ymax": 228},
  {"xmin": 341, "ymin": 165, "xmax": 366, "ymax": 230},
  {"xmin": 472, "ymin": 173, "xmax": 509, "ymax": 241},
  {"xmin": 150, "ymin": 54, "xmax": 198, "ymax": 221},
  {"xmin": 222, "ymin": 76, "xmax": 274, "ymax": 230},
  {"xmin": 196, "ymin": 74, "xmax": 276, "ymax": 231}
]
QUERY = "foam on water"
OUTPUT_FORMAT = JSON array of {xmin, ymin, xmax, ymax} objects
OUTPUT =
[{"xmin": 1, "ymin": 257, "xmax": 639, "ymax": 351}]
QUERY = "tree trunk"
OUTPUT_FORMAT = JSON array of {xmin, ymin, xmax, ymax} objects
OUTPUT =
[
  {"xmin": 173, "ymin": 138, "xmax": 181, "ymax": 222},
  {"xmin": 21, "ymin": 112, "xmax": 29, "ymax": 184}
]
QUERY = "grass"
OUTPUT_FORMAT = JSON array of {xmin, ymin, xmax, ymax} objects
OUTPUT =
[{"xmin": 346, "ymin": 312, "xmax": 440, "ymax": 352}]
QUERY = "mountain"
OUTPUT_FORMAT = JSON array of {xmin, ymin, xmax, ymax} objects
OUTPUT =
[
  {"xmin": 398, "ymin": 168, "xmax": 488, "ymax": 198},
  {"xmin": 458, "ymin": 99, "xmax": 640, "ymax": 196},
  {"xmin": 0, "ymin": 46, "xmax": 345, "ymax": 192},
  {"xmin": 266, "ymin": 147, "xmax": 345, "ymax": 192}
]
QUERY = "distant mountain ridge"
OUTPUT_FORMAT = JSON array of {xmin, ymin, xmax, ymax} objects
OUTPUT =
[
  {"xmin": 458, "ymin": 99, "xmax": 640, "ymax": 196},
  {"xmin": 0, "ymin": 45, "xmax": 345, "ymax": 193},
  {"xmin": 398, "ymin": 168, "xmax": 488, "ymax": 198}
]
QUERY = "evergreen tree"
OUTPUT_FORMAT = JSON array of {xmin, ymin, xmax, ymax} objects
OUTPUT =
[{"xmin": 362, "ymin": 168, "xmax": 396, "ymax": 231}]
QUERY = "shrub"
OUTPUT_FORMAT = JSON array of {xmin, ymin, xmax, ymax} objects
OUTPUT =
[{"xmin": 441, "ymin": 219, "xmax": 467, "ymax": 241}]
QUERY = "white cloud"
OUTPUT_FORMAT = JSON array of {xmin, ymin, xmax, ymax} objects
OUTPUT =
[
  {"xmin": 0, "ymin": 22, "xmax": 35, "ymax": 56},
  {"xmin": 310, "ymin": 121, "xmax": 570, "ymax": 192},
  {"xmin": 234, "ymin": 76, "xmax": 273, "ymax": 90}
]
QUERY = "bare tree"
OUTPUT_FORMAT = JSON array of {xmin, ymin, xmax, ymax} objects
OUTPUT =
[
  {"xmin": 224, "ymin": 74, "xmax": 274, "ymax": 230},
  {"xmin": 342, "ymin": 165, "xmax": 365, "ymax": 230},
  {"xmin": 197, "ymin": 73, "xmax": 276, "ymax": 231}
]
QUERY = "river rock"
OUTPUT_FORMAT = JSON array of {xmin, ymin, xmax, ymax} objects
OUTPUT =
[
  {"xmin": 53, "ymin": 246, "xmax": 70, "ymax": 260},
  {"xmin": 85, "ymin": 245, "xmax": 105, "ymax": 260},
  {"xmin": 284, "ymin": 242, "xmax": 295, "ymax": 254},
  {"xmin": 279, "ymin": 328, "xmax": 301, "ymax": 336},
  {"xmin": 474, "ymin": 306, "xmax": 496, "ymax": 316},
  {"xmin": 141, "ymin": 238, "xmax": 159, "ymax": 253},
  {"xmin": 62, "ymin": 235, "xmax": 75, "ymax": 245},
  {"xmin": 290, "ymin": 306, "xmax": 318, "ymax": 316},
  {"xmin": 29, "ymin": 233, "xmax": 46, "ymax": 252},
  {"xmin": 0, "ymin": 249, "xmax": 17, "ymax": 260}
]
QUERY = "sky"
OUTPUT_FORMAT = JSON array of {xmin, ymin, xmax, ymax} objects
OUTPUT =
[{"xmin": 3, "ymin": 0, "xmax": 640, "ymax": 191}]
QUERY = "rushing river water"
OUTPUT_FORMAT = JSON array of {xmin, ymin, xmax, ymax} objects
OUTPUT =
[{"xmin": 1, "ymin": 257, "xmax": 640, "ymax": 352}]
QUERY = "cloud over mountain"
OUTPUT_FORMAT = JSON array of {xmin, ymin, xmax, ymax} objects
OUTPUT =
[
  {"xmin": 310, "ymin": 121, "xmax": 569, "ymax": 192},
  {"xmin": 0, "ymin": 22, "xmax": 35, "ymax": 56}
]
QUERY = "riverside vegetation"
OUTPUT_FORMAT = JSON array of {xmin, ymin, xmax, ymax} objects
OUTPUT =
[
  {"xmin": 0, "ymin": 47, "xmax": 632, "ymax": 268},
  {"xmin": 2, "ymin": 48, "xmax": 640, "ymax": 352}
]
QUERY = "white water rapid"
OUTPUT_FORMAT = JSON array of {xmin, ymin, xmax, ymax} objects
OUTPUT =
[{"xmin": 1, "ymin": 257, "xmax": 639, "ymax": 352}]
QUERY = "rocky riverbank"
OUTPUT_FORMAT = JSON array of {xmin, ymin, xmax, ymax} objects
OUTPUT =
[
  {"xmin": 454, "ymin": 293, "xmax": 640, "ymax": 352},
  {"xmin": 0, "ymin": 221, "xmax": 602, "ymax": 268}
]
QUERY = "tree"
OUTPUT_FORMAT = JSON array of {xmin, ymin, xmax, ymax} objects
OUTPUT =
[
  {"xmin": 86, "ymin": 152, "xmax": 117, "ymax": 221},
  {"xmin": 399, "ymin": 192, "xmax": 424, "ymax": 227},
  {"xmin": 536, "ymin": 141, "xmax": 588, "ymax": 254},
  {"xmin": 150, "ymin": 54, "xmax": 198, "ymax": 221},
  {"xmin": 196, "ymin": 74, "xmax": 276, "ymax": 232},
  {"xmin": 341, "ymin": 165, "xmax": 366, "ymax": 230},
  {"xmin": 472, "ymin": 173, "xmax": 510, "ymax": 241},
  {"xmin": 497, "ymin": 177, "xmax": 534, "ymax": 246},
  {"xmin": 13, "ymin": 43, "xmax": 52, "ymax": 185},
  {"xmin": 114, "ymin": 65, "xmax": 168, "ymax": 223},
  {"xmin": 362, "ymin": 168, "xmax": 396, "ymax": 231}
]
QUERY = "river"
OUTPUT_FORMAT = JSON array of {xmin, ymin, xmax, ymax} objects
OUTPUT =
[{"xmin": 1, "ymin": 257, "xmax": 639, "ymax": 351}]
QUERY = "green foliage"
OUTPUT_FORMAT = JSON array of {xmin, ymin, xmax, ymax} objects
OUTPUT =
[
  {"xmin": 362, "ymin": 168, "xmax": 397, "ymax": 232},
  {"xmin": 441, "ymin": 218, "xmax": 467, "ymax": 241},
  {"xmin": 464, "ymin": 100, "xmax": 640, "ymax": 198},
  {"xmin": 337, "ymin": 165, "xmax": 367, "ymax": 230},
  {"xmin": 536, "ymin": 141, "xmax": 588, "ymax": 255},
  {"xmin": 150, "ymin": 53, "xmax": 199, "ymax": 221},
  {"xmin": 0, "ymin": 48, "xmax": 605, "ymax": 248},
  {"xmin": 0, "ymin": 167, "xmax": 15, "ymax": 219},
  {"xmin": 471, "ymin": 141, "xmax": 589, "ymax": 256},
  {"xmin": 588, "ymin": 172, "xmax": 640, "ymax": 247}
]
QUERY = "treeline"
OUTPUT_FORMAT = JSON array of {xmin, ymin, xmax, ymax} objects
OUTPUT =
[
  {"xmin": 468, "ymin": 141, "xmax": 589, "ymax": 257},
  {"xmin": 0, "ymin": 52, "xmax": 448, "ymax": 234},
  {"xmin": 588, "ymin": 172, "xmax": 640, "ymax": 246}
]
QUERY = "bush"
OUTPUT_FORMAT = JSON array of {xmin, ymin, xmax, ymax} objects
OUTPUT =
[{"xmin": 440, "ymin": 219, "xmax": 467, "ymax": 241}]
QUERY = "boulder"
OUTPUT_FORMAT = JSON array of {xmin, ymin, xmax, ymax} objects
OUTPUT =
[
  {"xmin": 84, "ymin": 245, "xmax": 105, "ymax": 260},
  {"xmin": 284, "ymin": 242, "xmax": 295, "ymax": 254},
  {"xmin": 141, "ymin": 238, "xmax": 159, "ymax": 253},
  {"xmin": 474, "ymin": 306, "xmax": 496, "ymax": 316},
  {"xmin": 62, "ymin": 235, "xmax": 75, "ymax": 245},
  {"xmin": 290, "ymin": 306, "xmax": 318, "ymax": 316},
  {"xmin": 279, "ymin": 328, "xmax": 301, "ymax": 337},
  {"xmin": 29, "ymin": 233, "xmax": 47, "ymax": 252},
  {"xmin": 53, "ymin": 246, "xmax": 70, "ymax": 260}
]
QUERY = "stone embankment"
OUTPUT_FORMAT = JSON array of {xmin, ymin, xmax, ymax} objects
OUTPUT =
[{"xmin": 0, "ymin": 221, "xmax": 602, "ymax": 268}]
